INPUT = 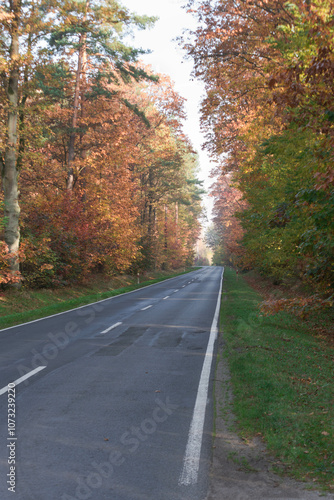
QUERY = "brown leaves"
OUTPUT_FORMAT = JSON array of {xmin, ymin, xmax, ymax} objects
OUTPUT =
[
  {"xmin": 314, "ymin": 168, "xmax": 334, "ymax": 191},
  {"xmin": 260, "ymin": 295, "xmax": 334, "ymax": 318},
  {"xmin": 268, "ymin": 77, "xmax": 277, "ymax": 89}
]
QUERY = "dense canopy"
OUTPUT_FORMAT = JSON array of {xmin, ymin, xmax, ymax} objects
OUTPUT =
[
  {"xmin": 184, "ymin": 0, "xmax": 334, "ymax": 311},
  {"xmin": 0, "ymin": 0, "xmax": 203, "ymax": 287}
]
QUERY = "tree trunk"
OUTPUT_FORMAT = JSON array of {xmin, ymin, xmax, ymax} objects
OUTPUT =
[
  {"xmin": 2, "ymin": 0, "xmax": 21, "ymax": 284},
  {"xmin": 17, "ymin": 28, "xmax": 32, "ymax": 171},
  {"xmin": 164, "ymin": 204, "xmax": 168, "ymax": 250},
  {"xmin": 148, "ymin": 202, "xmax": 153, "ymax": 234},
  {"xmin": 66, "ymin": 48, "xmax": 82, "ymax": 190},
  {"xmin": 66, "ymin": 0, "xmax": 89, "ymax": 191},
  {"xmin": 175, "ymin": 201, "xmax": 179, "ymax": 244}
]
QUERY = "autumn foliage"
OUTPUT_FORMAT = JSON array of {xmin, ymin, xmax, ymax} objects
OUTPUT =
[
  {"xmin": 185, "ymin": 0, "xmax": 334, "ymax": 311},
  {"xmin": 0, "ymin": 0, "xmax": 203, "ymax": 287}
]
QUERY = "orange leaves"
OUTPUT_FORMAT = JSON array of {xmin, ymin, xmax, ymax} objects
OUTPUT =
[
  {"xmin": 260, "ymin": 295, "xmax": 334, "ymax": 319},
  {"xmin": 0, "ymin": 8, "xmax": 13, "ymax": 21},
  {"xmin": 0, "ymin": 0, "xmax": 204, "ymax": 287},
  {"xmin": 183, "ymin": 0, "xmax": 334, "ymax": 306},
  {"xmin": 0, "ymin": 242, "xmax": 22, "ymax": 285},
  {"xmin": 209, "ymin": 173, "xmax": 248, "ymax": 268},
  {"xmin": 40, "ymin": 263, "xmax": 54, "ymax": 271},
  {"xmin": 17, "ymin": 67, "xmax": 200, "ymax": 281},
  {"xmin": 22, "ymin": 187, "xmax": 139, "ymax": 282},
  {"xmin": 182, "ymin": 0, "xmax": 287, "ymax": 164}
]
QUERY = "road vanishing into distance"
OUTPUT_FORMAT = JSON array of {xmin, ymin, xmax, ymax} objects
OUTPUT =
[{"xmin": 0, "ymin": 266, "xmax": 223, "ymax": 500}]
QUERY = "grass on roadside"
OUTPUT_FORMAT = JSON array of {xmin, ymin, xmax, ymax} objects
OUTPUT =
[
  {"xmin": 0, "ymin": 268, "xmax": 198, "ymax": 330},
  {"xmin": 220, "ymin": 267, "xmax": 334, "ymax": 490}
]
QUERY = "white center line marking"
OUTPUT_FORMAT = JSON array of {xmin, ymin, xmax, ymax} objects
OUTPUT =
[
  {"xmin": 182, "ymin": 285, "xmax": 186, "ymax": 288},
  {"xmin": 163, "ymin": 296, "xmax": 170, "ymax": 300},
  {"xmin": 174, "ymin": 289, "xmax": 179, "ymax": 293},
  {"xmin": 179, "ymin": 268, "xmax": 224, "ymax": 486},
  {"xmin": 100, "ymin": 322, "xmax": 122, "ymax": 334},
  {"xmin": 141, "ymin": 305, "xmax": 153, "ymax": 311},
  {"xmin": 0, "ymin": 366, "xmax": 47, "ymax": 396}
]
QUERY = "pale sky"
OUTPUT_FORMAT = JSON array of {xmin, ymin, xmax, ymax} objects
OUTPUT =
[{"xmin": 121, "ymin": 0, "xmax": 214, "ymax": 223}]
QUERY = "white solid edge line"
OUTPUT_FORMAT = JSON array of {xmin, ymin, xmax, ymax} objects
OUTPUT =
[
  {"xmin": 141, "ymin": 305, "xmax": 153, "ymax": 311},
  {"xmin": 100, "ymin": 322, "xmax": 122, "ymax": 334},
  {"xmin": 0, "ymin": 366, "xmax": 46, "ymax": 396},
  {"xmin": 0, "ymin": 269, "xmax": 203, "ymax": 334},
  {"xmin": 178, "ymin": 267, "xmax": 224, "ymax": 486}
]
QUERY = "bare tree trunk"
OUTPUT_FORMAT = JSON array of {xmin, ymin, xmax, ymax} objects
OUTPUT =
[
  {"xmin": 148, "ymin": 201, "xmax": 155, "ymax": 235},
  {"xmin": 175, "ymin": 201, "xmax": 179, "ymax": 244},
  {"xmin": 66, "ymin": 0, "xmax": 89, "ymax": 191},
  {"xmin": 78, "ymin": 43, "xmax": 88, "ymax": 198},
  {"xmin": 66, "ymin": 49, "xmax": 82, "ymax": 190},
  {"xmin": 164, "ymin": 204, "xmax": 168, "ymax": 250},
  {"xmin": 17, "ymin": 30, "xmax": 31, "ymax": 171},
  {"xmin": 2, "ymin": 0, "xmax": 21, "ymax": 284},
  {"xmin": 147, "ymin": 167, "xmax": 155, "ymax": 235}
]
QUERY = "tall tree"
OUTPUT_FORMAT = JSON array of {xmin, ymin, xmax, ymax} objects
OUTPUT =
[
  {"xmin": 0, "ymin": 0, "xmax": 49, "ymax": 282},
  {"xmin": 184, "ymin": 0, "xmax": 334, "ymax": 306},
  {"xmin": 47, "ymin": 0, "xmax": 156, "ymax": 191},
  {"xmin": 1, "ymin": 0, "xmax": 21, "ymax": 282},
  {"xmin": 0, "ymin": 0, "xmax": 156, "ymax": 283}
]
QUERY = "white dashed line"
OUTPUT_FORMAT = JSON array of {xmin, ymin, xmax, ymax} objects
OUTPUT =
[
  {"xmin": 0, "ymin": 271, "xmax": 199, "ymax": 334},
  {"xmin": 141, "ymin": 305, "xmax": 153, "ymax": 311},
  {"xmin": 182, "ymin": 285, "xmax": 186, "ymax": 288},
  {"xmin": 0, "ymin": 366, "xmax": 46, "ymax": 396},
  {"xmin": 174, "ymin": 289, "xmax": 179, "ymax": 293},
  {"xmin": 163, "ymin": 296, "xmax": 170, "ymax": 300},
  {"xmin": 100, "ymin": 322, "xmax": 122, "ymax": 335}
]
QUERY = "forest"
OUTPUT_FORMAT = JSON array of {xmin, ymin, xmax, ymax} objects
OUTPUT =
[
  {"xmin": 184, "ymin": 0, "xmax": 334, "ymax": 312},
  {"xmin": 0, "ymin": 0, "xmax": 203, "ymax": 289}
]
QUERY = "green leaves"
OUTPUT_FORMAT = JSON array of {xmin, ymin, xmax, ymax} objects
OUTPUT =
[
  {"xmin": 122, "ymin": 98, "xmax": 150, "ymax": 128},
  {"xmin": 36, "ymin": 64, "xmax": 71, "ymax": 100}
]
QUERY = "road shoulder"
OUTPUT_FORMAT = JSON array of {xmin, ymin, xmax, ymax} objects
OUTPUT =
[{"xmin": 207, "ymin": 334, "xmax": 334, "ymax": 500}]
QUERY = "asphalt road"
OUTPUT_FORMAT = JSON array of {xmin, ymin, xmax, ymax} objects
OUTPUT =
[{"xmin": 0, "ymin": 266, "xmax": 223, "ymax": 500}]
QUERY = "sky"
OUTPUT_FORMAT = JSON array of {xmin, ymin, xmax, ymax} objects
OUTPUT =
[{"xmin": 121, "ymin": 0, "xmax": 215, "ymax": 224}]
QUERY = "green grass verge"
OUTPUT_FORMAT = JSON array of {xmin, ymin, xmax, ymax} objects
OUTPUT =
[
  {"xmin": 220, "ymin": 267, "xmax": 334, "ymax": 489},
  {"xmin": 0, "ymin": 268, "xmax": 198, "ymax": 331}
]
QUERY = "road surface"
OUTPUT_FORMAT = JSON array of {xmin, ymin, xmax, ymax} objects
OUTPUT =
[{"xmin": 0, "ymin": 266, "xmax": 223, "ymax": 500}]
